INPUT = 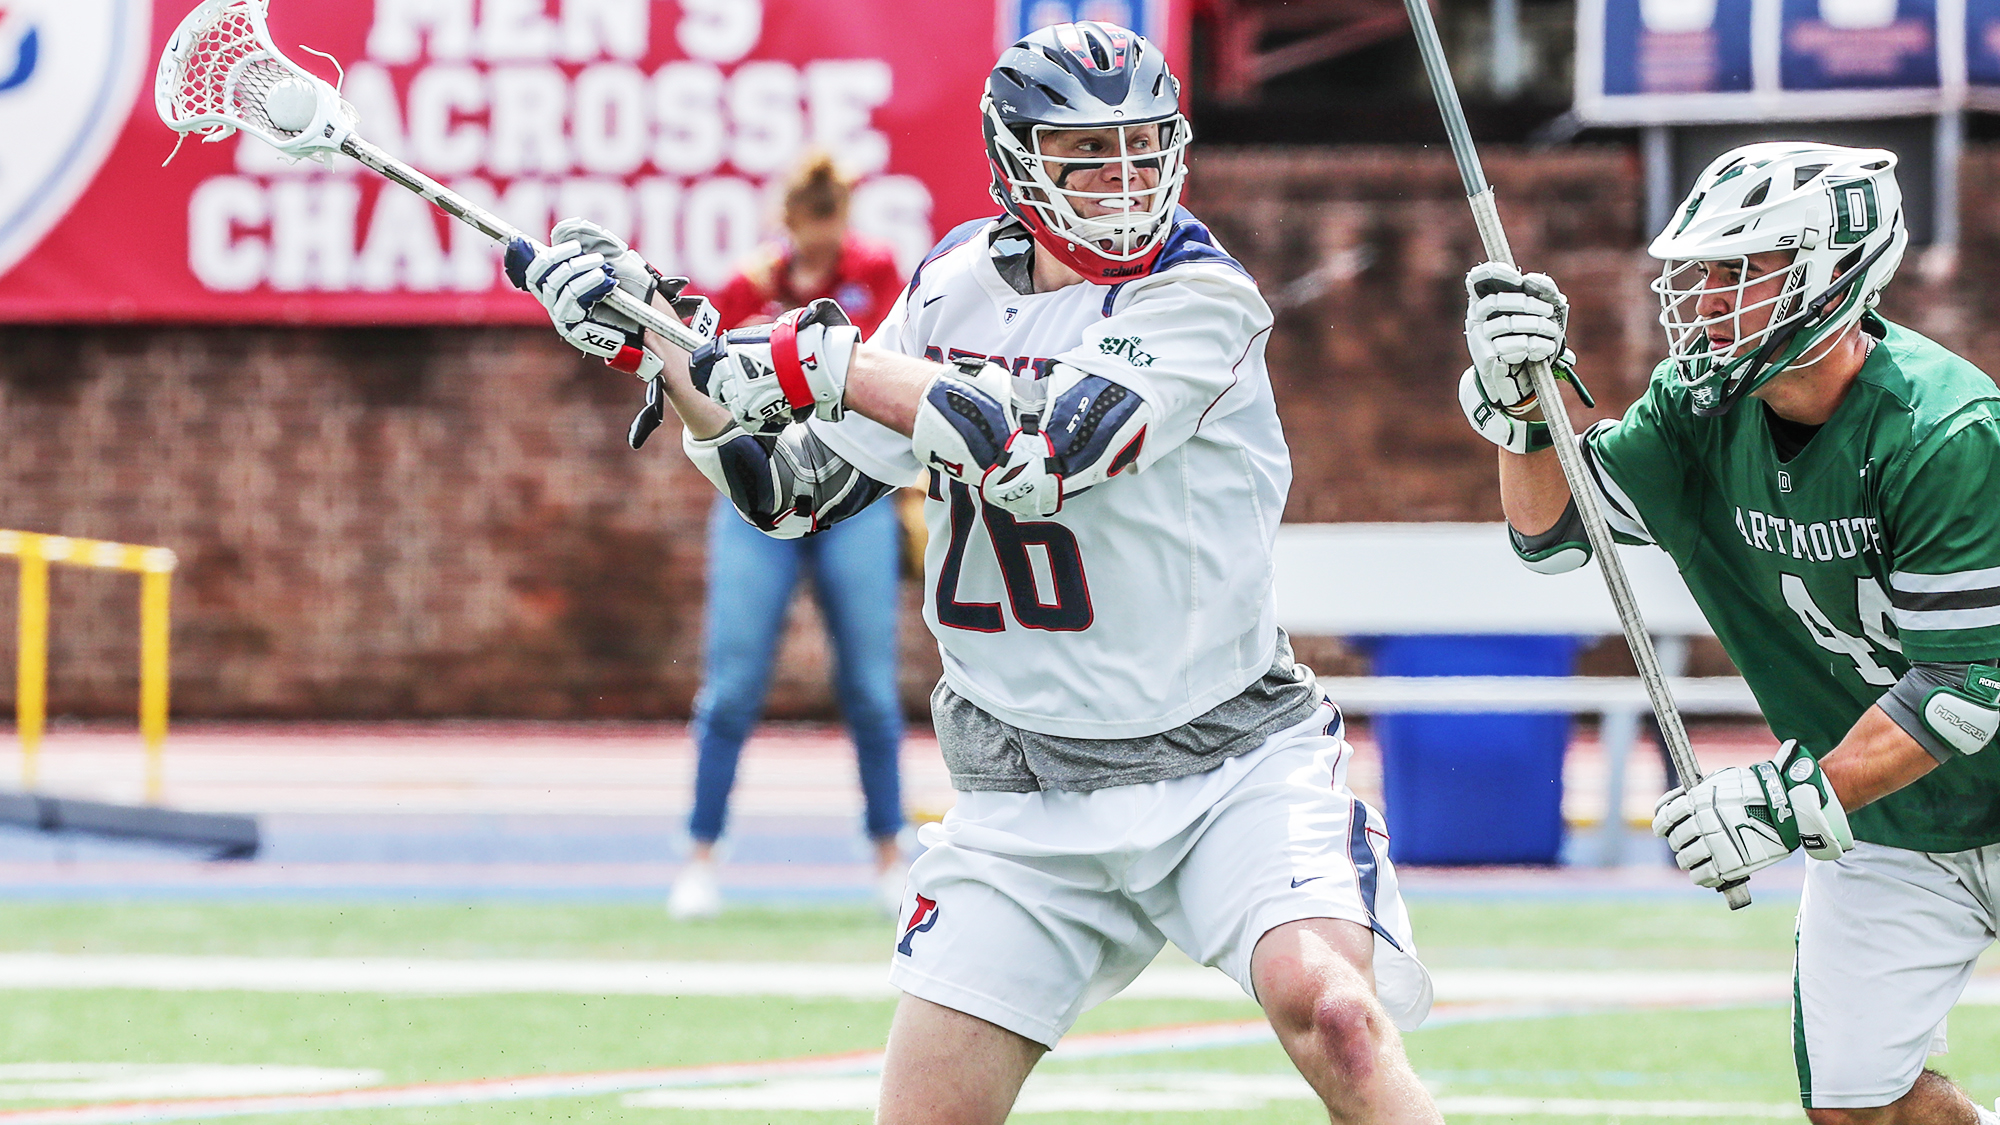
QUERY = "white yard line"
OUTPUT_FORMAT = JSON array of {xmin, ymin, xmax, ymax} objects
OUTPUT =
[
  {"xmin": 0, "ymin": 1069, "xmax": 380, "ymax": 1103},
  {"xmin": 1433, "ymin": 1095, "xmax": 1798, "ymax": 1118},
  {"xmin": 0, "ymin": 1019, "xmax": 1810, "ymax": 1124},
  {"xmin": 0, "ymin": 1023, "xmax": 1281, "ymax": 1124},
  {"xmin": 6, "ymin": 955, "xmax": 1993, "ymax": 1007},
  {"xmin": 627, "ymin": 1075, "xmax": 1804, "ymax": 1117},
  {"xmin": 0, "ymin": 956, "xmax": 914, "ymax": 999},
  {"xmin": 0, "ymin": 972, "xmax": 1838, "ymax": 1124},
  {"xmin": 0, "ymin": 956, "xmax": 1750, "ymax": 1002}
]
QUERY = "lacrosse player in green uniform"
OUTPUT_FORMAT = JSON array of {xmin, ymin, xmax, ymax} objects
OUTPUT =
[{"xmin": 1461, "ymin": 141, "xmax": 2000, "ymax": 1123}]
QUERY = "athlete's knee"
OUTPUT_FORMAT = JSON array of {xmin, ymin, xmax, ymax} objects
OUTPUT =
[
  {"xmin": 1304, "ymin": 988, "xmax": 1392, "ymax": 1081},
  {"xmin": 1261, "ymin": 969, "xmax": 1388, "ymax": 1071}
]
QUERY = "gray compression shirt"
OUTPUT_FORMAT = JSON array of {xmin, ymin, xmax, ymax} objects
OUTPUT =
[{"xmin": 930, "ymin": 629, "xmax": 1327, "ymax": 792}]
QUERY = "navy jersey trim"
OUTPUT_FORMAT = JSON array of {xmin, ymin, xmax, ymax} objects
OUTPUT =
[
  {"xmin": 907, "ymin": 217, "xmax": 998, "ymax": 295},
  {"xmin": 1153, "ymin": 208, "xmax": 1250, "ymax": 277},
  {"xmin": 1100, "ymin": 208, "xmax": 1249, "ymax": 316},
  {"xmin": 1347, "ymin": 798, "xmax": 1403, "ymax": 952}
]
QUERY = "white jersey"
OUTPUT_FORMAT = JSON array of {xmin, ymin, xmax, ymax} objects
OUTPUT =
[{"xmin": 812, "ymin": 212, "xmax": 1289, "ymax": 739}]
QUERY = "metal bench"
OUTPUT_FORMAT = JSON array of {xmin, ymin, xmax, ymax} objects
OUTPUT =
[{"xmin": 1272, "ymin": 523, "xmax": 1762, "ymax": 864}]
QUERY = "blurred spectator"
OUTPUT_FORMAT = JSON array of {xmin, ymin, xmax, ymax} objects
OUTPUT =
[
  {"xmin": 709, "ymin": 153, "xmax": 905, "ymax": 334},
  {"xmin": 671, "ymin": 153, "xmax": 909, "ymax": 920}
]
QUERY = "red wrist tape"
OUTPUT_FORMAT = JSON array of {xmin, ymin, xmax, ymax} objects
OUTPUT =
[
  {"xmin": 767, "ymin": 308, "xmax": 816, "ymax": 412},
  {"xmin": 607, "ymin": 345, "xmax": 647, "ymax": 375}
]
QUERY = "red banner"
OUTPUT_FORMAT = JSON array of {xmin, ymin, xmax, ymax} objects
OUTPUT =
[{"xmin": 0, "ymin": 0, "xmax": 1187, "ymax": 324}]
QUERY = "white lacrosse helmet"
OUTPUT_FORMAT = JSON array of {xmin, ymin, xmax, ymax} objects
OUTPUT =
[{"xmin": 1649, "ymin": 142, "xmax": 1907, "ymax": 416}]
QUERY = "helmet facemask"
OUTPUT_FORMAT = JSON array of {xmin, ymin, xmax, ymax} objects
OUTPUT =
[
  {"xmin": 1654, "ymin": 252, "xmax": 1807, "ymax": 406},
  {"xmin": 984, "ymin": 98, "xmax": 1190, "ymax": 271},
  {"xmin": 1651, "ymin": 243, "xmax": 1883, "ymax": 416}
]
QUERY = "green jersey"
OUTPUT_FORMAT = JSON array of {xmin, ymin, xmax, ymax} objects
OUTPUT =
[{"xmin": 1588, "ymin": 314, "xmax": 2000, "ymax": 853}]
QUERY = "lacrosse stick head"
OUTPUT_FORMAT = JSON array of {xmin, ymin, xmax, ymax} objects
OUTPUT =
[{"xmin": 155, "ymin": 0, "xmax": 357, "ymax": 163}]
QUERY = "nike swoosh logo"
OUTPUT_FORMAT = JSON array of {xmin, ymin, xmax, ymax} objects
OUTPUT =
[
  {"xmin": 923, "ymin": 293, "xmax": 947, "ymax": 307},
  {"xmin": 1290, "ymin": 876, "xmax": 1324, "ymax": 888}
]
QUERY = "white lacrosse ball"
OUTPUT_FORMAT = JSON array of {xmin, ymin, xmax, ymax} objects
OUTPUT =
[{"xmin": 264, "ymin": 77, "xmax": 319, "ymax": 133}]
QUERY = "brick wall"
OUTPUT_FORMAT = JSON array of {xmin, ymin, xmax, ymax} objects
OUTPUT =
[{"xmin": 2, "ymin": 145, "xmax": 1993, "ymax": 718}]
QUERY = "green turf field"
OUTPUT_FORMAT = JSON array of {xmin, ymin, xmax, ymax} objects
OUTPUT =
[{"xmin": 0, "ymin": 898, "xmax": 1990, "ymax": 1123}]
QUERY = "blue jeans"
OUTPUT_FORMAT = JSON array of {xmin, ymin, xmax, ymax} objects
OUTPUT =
[{"xmin": 689, "ymin": 496, "xmax": 905, "ymax": 843}]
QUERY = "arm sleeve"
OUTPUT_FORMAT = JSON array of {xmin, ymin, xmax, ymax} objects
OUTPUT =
[
  {"xmin": 1881, "ymin": 413, "xmax": 2000, "ymax": 662},
  {"xmin": 1876, "ymin": 661, "xmax": 1987, "ymax": 764},
  {"xmin": 682, "ymin": 421, "xmax": 902, "ymax": 539},
  {"xmin": 1509, "ymin": 498, "xmax": 1591, "ymax": 574},
  {"xmin": 1050, "ymin": 265, "xmax": 1273, "ymax": 473}
]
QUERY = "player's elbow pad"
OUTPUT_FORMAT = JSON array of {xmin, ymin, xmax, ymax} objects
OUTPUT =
[
  {"xmin": 1042, "ymin": 365, "xmax": 1153, "ymax": 493},
  {"xmin": 683, "ymin": 423, "xmax": 892, "ymax": 539},
  {"xmin": 1509, "ymin": 498, "xmax": 1591, "ymax": 574},
  {"xmin": 911, "ymin": 361, "xmax": 1151, "ymax": 515},
  {"xmin": 1881, "ymin": 662, "xmax": 2000, "ymax": 758}
]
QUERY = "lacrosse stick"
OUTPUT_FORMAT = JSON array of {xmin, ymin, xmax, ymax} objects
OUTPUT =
[
  {"xmin": 1399, "ymin": 0, "xmax": 1750, "ymax": 909},
  {"xmin": 155, "ymin": 0, "xmax": 704, "ymax": 360}
]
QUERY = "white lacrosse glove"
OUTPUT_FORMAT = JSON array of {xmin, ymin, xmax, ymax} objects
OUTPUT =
[
  {"xmin": 1460, "ymin": 368, "xmax": 1555, "ymax": 454},
  {"xmin": 1461, "ymin": 262, "xmax": 1594, "ymax": 454},
  {"xmin": 1466, "ymin": 261, "xmax": 1570, "ymax": 406},
  {"xmin": 983, "ymin": 413, "xmax": 1062, "ymax": 518},
  {"xmin": 505, "ymin": 222, "xmax": 717, "ymax": 383},
  {"xmin": 688, "ymin": 298, "xmax": 858, "ymax": 433},
  {"xmin": 1653, "ymin": 740, "xmax": 1854, "ymax": 890}
]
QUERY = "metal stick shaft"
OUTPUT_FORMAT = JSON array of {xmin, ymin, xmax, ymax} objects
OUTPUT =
[
  {"xmin": 340, "ymin": 136, "xmax": 707, "ymax": 358},
  {"xmin": 1399, "ymin": 0, "xmax": 1749, "ymax": 909},
  {"xmin": 1405, "ymin": 0, "xmax": 1486, "ymax": 199}
]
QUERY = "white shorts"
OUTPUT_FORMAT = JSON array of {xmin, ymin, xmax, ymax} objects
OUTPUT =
[
  {"xmin": 888, "ymin": 702, "xmax": 1433, "ymax": 1048},
  {"xmin": 1795, "ymin": 840, "xmax": 2000, "ymax": 1109}
]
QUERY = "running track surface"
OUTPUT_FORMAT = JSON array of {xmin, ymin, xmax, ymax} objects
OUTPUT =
[{"xmin": 0, "ymin": 721, "xmax": 1791, "ymax": 900}]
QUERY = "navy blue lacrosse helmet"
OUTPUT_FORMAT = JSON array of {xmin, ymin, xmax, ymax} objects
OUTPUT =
[{"xmin": 981, "ymin": 22, "xmax": 1190, "ymax": 281}]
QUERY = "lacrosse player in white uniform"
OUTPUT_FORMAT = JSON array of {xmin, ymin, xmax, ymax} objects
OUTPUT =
[{"xmin": 505, "ymin": 22, "xmax": 1440, "ymax": 1124}]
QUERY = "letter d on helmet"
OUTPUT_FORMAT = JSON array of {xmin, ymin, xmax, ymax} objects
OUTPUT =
[{"xmin": 1649, "ymin": 142, "xmax": 1907, "ymax": 416}]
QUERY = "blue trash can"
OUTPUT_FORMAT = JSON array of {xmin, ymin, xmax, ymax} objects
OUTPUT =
[{"xmin": 1368, "ymin": 635, "xmax": 1578, "ymax": 865}]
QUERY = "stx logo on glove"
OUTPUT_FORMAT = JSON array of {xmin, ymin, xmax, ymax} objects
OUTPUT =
[{"xmin": 577, "ymin": 326, "xmax": 623, "ymax": 352}]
